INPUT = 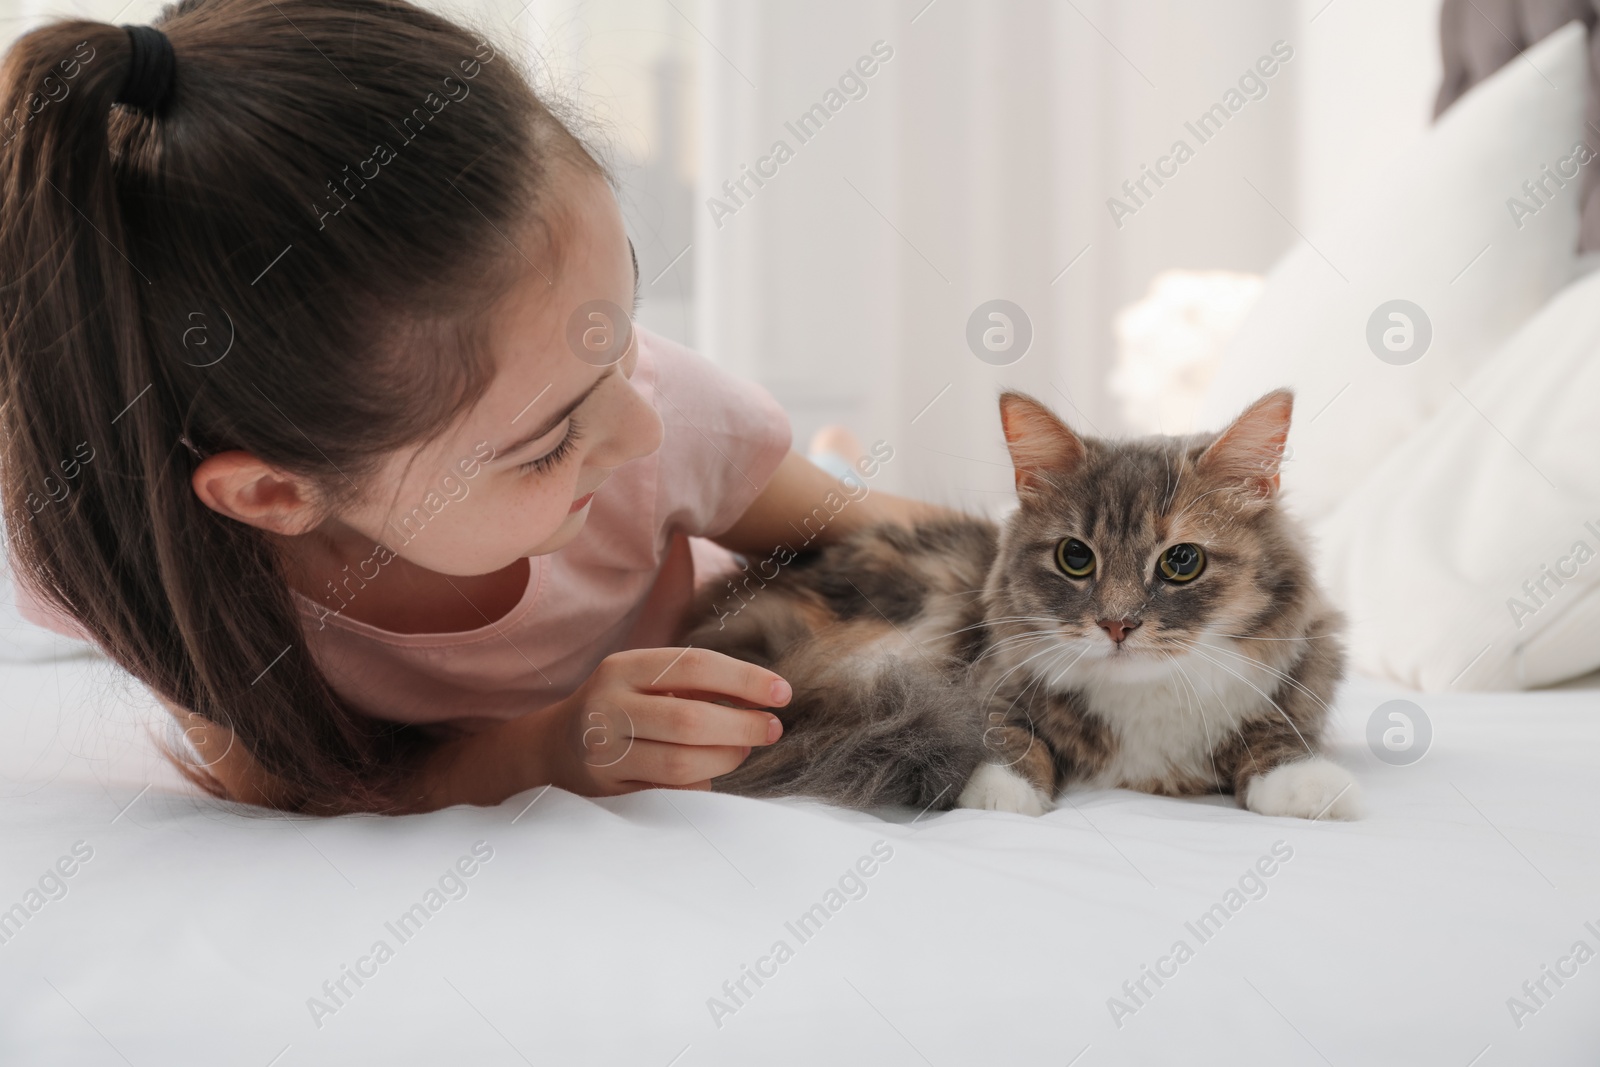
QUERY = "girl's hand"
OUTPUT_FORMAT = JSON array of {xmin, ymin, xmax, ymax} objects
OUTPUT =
[{"xmin": 548, "ymin": 647, "xmax": 790, "ymax": 796}]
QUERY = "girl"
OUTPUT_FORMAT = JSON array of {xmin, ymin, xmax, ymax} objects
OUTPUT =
[{"xmin": 0, "ymin": 0, "xmax": 939, "ymax": 815}]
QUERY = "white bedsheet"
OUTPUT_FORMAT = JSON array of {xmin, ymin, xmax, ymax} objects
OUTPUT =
[{"xmin": 1, "ymin": 654, "xmax": 1597, "ymax": 1066}]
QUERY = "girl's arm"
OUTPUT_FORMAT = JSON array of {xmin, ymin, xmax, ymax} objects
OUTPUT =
[
  {"xmin": 158, "ymin": 645, "xmax": 789, "ymax": 814},
  {"xmin": 163, "ymin": 693, "xmax": 584, "ymax": 813},
  {"xmin": 712, "ymin": 449, "xmax": 959, "ymax": 557}
]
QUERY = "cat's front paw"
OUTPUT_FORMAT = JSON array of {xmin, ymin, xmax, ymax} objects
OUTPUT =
[
  {"xmin": 956, "ymin": 763, "xmax": 1054, "ymax": 816},
  {"xmin": 1244, "ymin": 756, "xmax": 1363, "ymax": 820}
]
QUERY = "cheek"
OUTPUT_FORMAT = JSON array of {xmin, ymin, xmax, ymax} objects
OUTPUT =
[
  {"xmin": 1009, "ymin": 566, "xmax": 1080, "ymax": 624},
  {"xmin": 394, "ymin": 468, "xmax": 576, "ymax": 559},
  {"xmin": 1221, "ymin": 573, "xmax": 1271, "ymax": 627},
  {"xmin": 1151, "ymin": 572, "xmax": 1230, "ymax": 633},
  {"xmin": 498, "ymin": 471, "xmax": 584, "ymax": 540},
  {"xmin": 403, "ymin": 481, "xmax": 572, "ymax": 570}
]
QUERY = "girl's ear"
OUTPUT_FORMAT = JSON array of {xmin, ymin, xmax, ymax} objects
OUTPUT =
[{"xmin": 191, "ymin": 452, "xmax": 326, "ymax": 536}]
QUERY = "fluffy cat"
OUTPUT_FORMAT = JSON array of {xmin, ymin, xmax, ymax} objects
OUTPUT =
[{"xmin": 684, "ymin": 389, "xmax": 1361, "ymax": 820}]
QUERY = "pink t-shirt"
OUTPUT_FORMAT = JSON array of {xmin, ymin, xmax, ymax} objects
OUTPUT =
[{"xmin": 13, "ymin": 327, "xmax": 792, "ymax": 731}]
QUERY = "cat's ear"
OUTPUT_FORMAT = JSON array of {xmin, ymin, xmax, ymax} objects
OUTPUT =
[
  {"xmin": 999, "ymin": 392, "xmax": 1087, "ymax": 498},
  {"xmin": 1196, "ymin": 389, "xmax": 1292, "ymax": 500}
]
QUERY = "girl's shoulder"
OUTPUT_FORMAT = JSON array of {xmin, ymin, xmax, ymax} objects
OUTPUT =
[{"xmin": 632, "ymin": 326, "xmax": 792, "ymax": 538}]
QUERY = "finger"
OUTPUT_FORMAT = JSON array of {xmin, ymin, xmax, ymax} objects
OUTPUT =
[
  {"xmin": 654, "ymin": 688, "xmax": 769, "ymax": 710},
  {"xmin": 618, "ymin": 739, "xmax": 752, "ymax": 787},
  {"xmin": 624, "ymin": 647, "xmax": 791, "ymax": 708},
  {"xmin": 629, "ymin": 694, "xmax": 783, "ymax": 747}
]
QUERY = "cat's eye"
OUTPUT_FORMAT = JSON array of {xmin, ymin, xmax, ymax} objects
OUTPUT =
[
  {"xmin": 1055, "ymin": 538, "xmax": 1095, "ymax": 577},
  {"xmin": 1159, "ymin": 543, "xmax": 1206, "ymax": 582}
]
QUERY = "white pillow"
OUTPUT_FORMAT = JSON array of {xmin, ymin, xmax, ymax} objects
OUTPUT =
[
  {"xmin": 1312, "ymin": 263, "xmax": 1600, "ymax": 691},
  {"xmin": 1199, "ymin": 22, "xmax": 1588, "ymax": 523}
]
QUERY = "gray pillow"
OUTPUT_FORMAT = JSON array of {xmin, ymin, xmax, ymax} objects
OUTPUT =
[{"xmin": 1435, "ymin": 0, "xmax": 1600, "ymax": 249}]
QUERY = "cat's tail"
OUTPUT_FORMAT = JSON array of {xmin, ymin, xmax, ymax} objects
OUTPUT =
[{"xmin": 712, "ymin": 654, "xmax": 987, "ymax": 812}]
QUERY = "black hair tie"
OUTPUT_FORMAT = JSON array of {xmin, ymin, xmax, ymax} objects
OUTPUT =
[{"xmin": 115, "ymin": 25, "xmax": 176, "ymax": 114}]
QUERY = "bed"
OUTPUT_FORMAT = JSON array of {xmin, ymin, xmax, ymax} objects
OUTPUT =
[{"xmin": 1, "ymin": 652, "xmax": 1597, "ymax": 1064}]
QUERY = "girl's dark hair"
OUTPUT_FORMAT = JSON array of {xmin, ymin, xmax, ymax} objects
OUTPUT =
[{"xmin": 0, "ymin": 0, "xmax": 595, "ymax": 813}]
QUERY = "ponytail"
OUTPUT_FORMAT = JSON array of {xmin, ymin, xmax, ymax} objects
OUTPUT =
[{"xmin": 0, "ymin": 1, "xmax": 588, "ymax": 812}]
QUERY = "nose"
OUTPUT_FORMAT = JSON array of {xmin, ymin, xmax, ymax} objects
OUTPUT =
[
  {"xmin": 1097, "ymin": 618, "xmax": 1141, "ymax": 644},
  {"xmin": 591, "ymin": 376, "xmax": 664, "ymax": 470}
]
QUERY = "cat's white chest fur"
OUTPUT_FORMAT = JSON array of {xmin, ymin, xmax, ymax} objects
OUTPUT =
[{"xmin": 1063, "ymin": 638, "xmax": 1279, "ymax": 791}]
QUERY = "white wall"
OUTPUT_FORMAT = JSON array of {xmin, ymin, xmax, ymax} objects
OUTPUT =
[
  {"xmin": 1, "ymin": 0, "xmax": 1450, "ymax": 512},
  {"xmin": 1293, "ymin": 0, "xmax": 1443, "ymax": 234},
  {"xmin": 674, "ymin": 0, "xmax": 1444, "ymax": 499},
  {"xmin": 694, "ymin": 0, "xmax": 1311, "ymax": 510}
]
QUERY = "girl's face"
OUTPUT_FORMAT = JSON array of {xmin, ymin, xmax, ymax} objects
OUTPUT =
[{"xmin": 328, "ymin": 163, "xmax": 664, "ymax": 576}]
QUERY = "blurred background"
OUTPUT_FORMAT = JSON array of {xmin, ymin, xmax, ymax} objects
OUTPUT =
[{"xmin": 2, "ymin": 0, "xmax": 1444, "ymax": 511}]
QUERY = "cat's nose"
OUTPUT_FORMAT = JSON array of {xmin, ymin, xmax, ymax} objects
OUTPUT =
[{"xmin": 1097, "ymin": 618, "xmax": 1141, "ymax": 643}]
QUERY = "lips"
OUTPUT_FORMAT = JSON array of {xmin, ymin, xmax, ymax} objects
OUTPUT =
[{"xmin": 568, "ymin": 491, "xmax": 596, "ymax": 514}]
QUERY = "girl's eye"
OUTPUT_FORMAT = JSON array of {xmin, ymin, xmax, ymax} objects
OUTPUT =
[
  {"xmin": 1055, "ymin": 537, "xmax": 1095, "ymax": 577},
  {"xmin": 1159, "ymin": 543, "xmax": 1206, "ymax": 582},
  {"xmin": 517, "ymin": 420, "xmax": 582, "ymax": 476}
]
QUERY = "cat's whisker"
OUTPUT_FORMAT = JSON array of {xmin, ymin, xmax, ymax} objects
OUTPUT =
[
  {"xmin": 1000, "ymin": 644, "xmax": 1075, "ymax": 734},
  {"xmin": 1161, "ymin": 650, "xmax": 1225, "ymax": 791},
  {"xmin": 993, "ymin": 649, "xmax": 1057, "ymax": 722},
  {"xmin": 1046, "ymin": 642, "xmax": 1094, "ymax": 688},
  {"xmin": 1159, "ymin": 649, "xmax": 1201, "ymax": 716},
  {"xmin": 986, "ymin": 638, "xmax": 1063, "ymax": 689},
  {"xmin": 1010, "ymin": 633, "xmax": 1087, "ymax": 712},
  {"xmin": 937, "ymin": 613, "xmax": 1062, "ymax": 633},
  {"xmin": 1166, "ymin": 637, "xmax": 1334, "ymax": 717},
  {"xmin": 973, "ymin": 628, "xmax": 1066, "ymax": 658},
  {"xmin": 933, "ymin": 614, "xmax": 1063, "ymax": 643},
  {"xmin": 1002, "ymin": 629, "xmax": 1068, "ymax": 641},
  {"xmin": 977, "ymin": 614, "xmax": 1067, "ymax": 627},
  {"xmin": 1185, "ymin": 639, "xmax": 1333, "ymax": 712},
  {"xmin": 1171, "ymin": 641, "xmax": 1315, "ymax": 758},
  {"xmin": 980, "ymin": 638, "xmax": 1067, "ymax": 705},
  {"xmin": 977, "ymin": 645, "xmax": 1068, "ymax": 743},
  {"xmin": 966, "ymin": 620, "xmax": 1086, "ymax": 666},
  {"xmin": 985, "ymin": 627, "xmax": 1061, "ymax": 642},
  {"xmin": 1196, "ymin": 631, "xmax": 1336, "ymax": 642},
  {"xmin": 1231, "ymin": 723, "xmax": 1260, "ymax": 778},
  {"xmin": 1032, "ymin": 631, "xmax": 1096, "ymax": 688}
]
